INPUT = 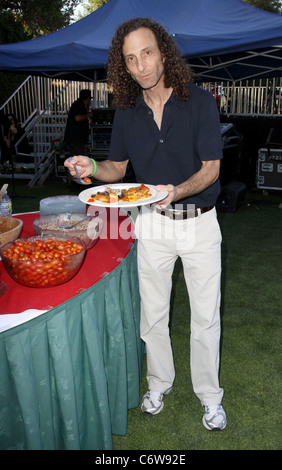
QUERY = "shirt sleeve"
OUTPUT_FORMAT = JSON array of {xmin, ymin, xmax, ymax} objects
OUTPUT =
[
  {"xmin": 196, "ymin": 90, "xmax": 223, "ymax": 162},
  {"xmin": 71, "ymin": 100, "xmax": 86, "ymax": 117}
]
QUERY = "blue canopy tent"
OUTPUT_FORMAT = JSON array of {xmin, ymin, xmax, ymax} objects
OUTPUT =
[{"xmin": 0, "ymin": 0, "xmax": 282, "ymax": 81}]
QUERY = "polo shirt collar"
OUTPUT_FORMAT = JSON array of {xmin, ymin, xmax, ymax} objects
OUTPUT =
[{"xmin": 134, "ymin": 90, "xmax": 186, "ymax": 111}]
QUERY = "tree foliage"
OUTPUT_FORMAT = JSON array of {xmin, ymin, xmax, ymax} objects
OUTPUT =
[
  {"xmin": 0, "ymin": 0, "xmax": 80, "ymax": 40},
  {"xmin": 243, "ymin": 0, "xmax": 282, "ymax": 13},
  {"xmin": 0, "ymin": 0, "xmax": 80, "ymax": 103},
  {"xmin": 0, "ymin": 9, "xmax": 28, "ymax": 44},
  {"xmin": 76, "ymin": 0, "xmax": 108, "ymax": 19}
]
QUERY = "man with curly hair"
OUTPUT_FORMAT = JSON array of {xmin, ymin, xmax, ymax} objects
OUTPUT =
[{"xmin": 65, "ymin": 17, "xmax": 226, "ymax": 431}]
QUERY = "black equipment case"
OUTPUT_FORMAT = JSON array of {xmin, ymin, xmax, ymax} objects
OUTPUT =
[
  {"xmin": 257, "ymin": 128, "xmax": 282, "ymax": 191},
  {"xmin": 257, "ymin": 148, "xmax": 282, "ymax": 191}
]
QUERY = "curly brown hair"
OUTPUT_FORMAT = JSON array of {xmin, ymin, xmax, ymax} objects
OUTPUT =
[{"xmin": 107, "ymin": 17, "xmax": 193, "ymax": 109}]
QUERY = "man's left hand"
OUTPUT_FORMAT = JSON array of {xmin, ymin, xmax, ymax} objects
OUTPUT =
[{"xmin": 154, "ymin": 184, "xmax": 176, "ymax": 208}]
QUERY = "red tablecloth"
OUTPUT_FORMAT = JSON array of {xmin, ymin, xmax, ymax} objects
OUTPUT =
[{"xmin": 0, "ymin": 209, "xmax": 135, "ymax": 315}]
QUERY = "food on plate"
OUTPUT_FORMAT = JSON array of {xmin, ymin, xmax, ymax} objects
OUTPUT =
[
  {"xmin": 2, "ymin": 238, "xmax": 84, "ymax": 287},
  {"xmin": 87, "ymin": 184, "xmax": 152, "ymax": 204}
]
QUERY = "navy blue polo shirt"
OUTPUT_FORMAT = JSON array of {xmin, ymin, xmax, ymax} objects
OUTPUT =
[{"xmin": 108, "ymin": 83, "xmax": 223, "ymax": 209}]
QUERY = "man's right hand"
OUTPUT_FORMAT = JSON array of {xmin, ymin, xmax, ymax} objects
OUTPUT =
[{"xmin": 64, "ymin": 155, "xmax": 94, "ymax": 179}]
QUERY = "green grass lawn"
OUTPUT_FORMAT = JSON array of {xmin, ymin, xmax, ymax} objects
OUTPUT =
[{"xmin": 2, "ymin": 177, "xmax": 282, "ymax": 450}]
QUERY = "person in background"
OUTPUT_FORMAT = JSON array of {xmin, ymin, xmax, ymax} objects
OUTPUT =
[
  {"xmin": 64, "ymin": 17, "xmax": 226, "ymax": 431},
  {"xmin": 64, "ymin": 89, "xmax": 93, "ymax": 158},
  {"xmin": 0, "ymin": 110, "xmax": 10, "ymax": 171},
  {"xmin": 2, "ymin": 113, "xmax": 30, "ymax": 172}
]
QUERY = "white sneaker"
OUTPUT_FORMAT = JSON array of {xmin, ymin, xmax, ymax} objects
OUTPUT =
[
  {"xmin": 202, "ymin": 404, "xmax": 227, "ymax": 431},
  {"xmin": 141, "ymin": 387, "xmax": 172, "ymax": 415}
]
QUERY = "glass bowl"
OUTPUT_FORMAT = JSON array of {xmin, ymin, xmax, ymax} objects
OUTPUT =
[
  {"xmin": 0, "ymin": 234, "xmax": 86, "ymax": 288},
  {"xmin": 32, "ymin": 213, "xmax": 104, "ymax": 250}
]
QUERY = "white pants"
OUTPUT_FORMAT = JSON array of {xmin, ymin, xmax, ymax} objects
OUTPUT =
[{"xmin": 135, "ymin": 206, "xmax": 223, "ymax": 406}]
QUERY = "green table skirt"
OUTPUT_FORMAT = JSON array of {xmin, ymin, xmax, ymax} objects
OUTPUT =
[{"xmin": 0, "ymin": 243, "xmax": 143, "ymax": 450}]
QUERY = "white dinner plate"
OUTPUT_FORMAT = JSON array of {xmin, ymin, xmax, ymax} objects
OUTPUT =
[{"xmin": 78, "ymin": 183, "xmax": 168, "ymax": 208}]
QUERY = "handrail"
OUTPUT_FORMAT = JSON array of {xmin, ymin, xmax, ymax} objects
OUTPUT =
[
  {"xmin": 15, "ymin": 81, "xmax": 71, "ymax": 154},
  {"xmin": 0, "ymin": 75, "xmax": 32, "ymax": 110}
]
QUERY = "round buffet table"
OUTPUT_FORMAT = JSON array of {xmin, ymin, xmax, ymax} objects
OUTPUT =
[{"xmin": 0, "ymin": 210, "xmax": 143, "ymax": 450}]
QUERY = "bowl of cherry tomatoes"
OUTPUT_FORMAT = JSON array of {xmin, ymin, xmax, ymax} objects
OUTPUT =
[{"xmin": 0, "ymin": 235, "xmax": 86, "ymax": 288}]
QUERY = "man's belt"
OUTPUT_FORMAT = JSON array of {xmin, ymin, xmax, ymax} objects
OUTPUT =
[{"xmin": 151, "ymin": 205, "xmax": 214, "ymax": 220}]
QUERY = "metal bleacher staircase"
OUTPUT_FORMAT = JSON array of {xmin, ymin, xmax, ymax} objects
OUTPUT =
[{"xmin": 0, "ymin": 76, "xmax": 108, "ymax": 186}]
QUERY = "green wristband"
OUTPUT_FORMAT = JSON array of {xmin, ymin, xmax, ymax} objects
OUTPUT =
[{"xmin": 89, "ymin": 158, "xmax": 97, "ymax": 177}]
